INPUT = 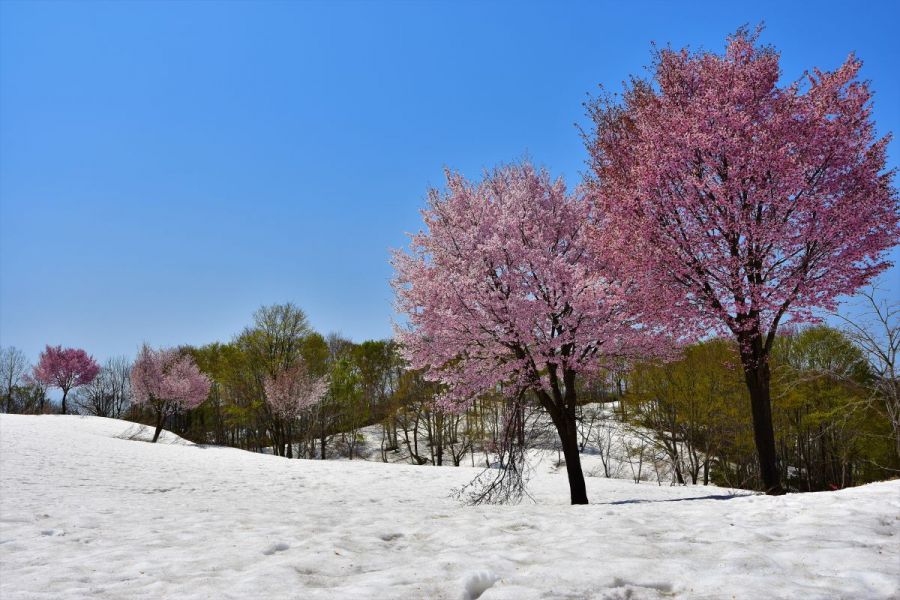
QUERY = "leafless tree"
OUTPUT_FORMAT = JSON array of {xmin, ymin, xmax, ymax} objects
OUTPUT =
[
  {"xmin": 74, "ymin": 356, "xmax": 132, "ymax": 418},
  {"xmin": 593, "ymin": 419, "xmax": 621, "ymax": 479},
  {"xmin": 836, "ymin": 288, "xmax": 900, "ymax": 458},
  {"xmin": 455, "ymin": 395, "xmax": 540, "ymax": 505},
  {"xmin": 0, "ymin": 346, "xmax": 28, "ymax": 413}
]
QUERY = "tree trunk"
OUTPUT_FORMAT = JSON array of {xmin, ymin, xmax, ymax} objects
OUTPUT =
[
  {"xmin": 152, "ymin": 409, "xmax": 164, "ymax": 443},
  {"xmin": 320, "ymin": 410, "xmax": 327, "ymax": 460},
  {"xmin": 557, "ymin": 413, "xmax": 588, "ymax": 504},
  {"xmin": 435, "ymin": 412, "xmax": 444, "ymax": 466},
  {"xmin": 740, "ymin": 344, "xmax": 785, "ymax": 495},
  {"xmin": 538, "ymin": 370, "xmax": 589, "ymax": 505},
  {"xmin": 60, "ymin": 389, "xmax": 68, "ymax": 415}
]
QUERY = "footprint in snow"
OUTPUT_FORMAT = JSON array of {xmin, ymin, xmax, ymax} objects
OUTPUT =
[
  {"xmin": 462, "ymin": 571, "xmax": 499, "ymax": 600},
  {"xmin": 40, "ymin": 529, "xmax": 64, "ymax": 537},
  {"xmin": 263, "ymin": 542, "xmax": 290, "ymax": 555}
]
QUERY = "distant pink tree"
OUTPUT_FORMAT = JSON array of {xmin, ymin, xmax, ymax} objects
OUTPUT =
[
  {"xmin": 131, "ymin": 345, "xmax": 211, "ymax": 443},
  {"xmin": 586, "ymin": 28, "xmax": 899, "ymax": 494},
  {"xmin": 393, "ymin": 162, "xmax": 662, "ymax": 504},
  {"xmin": 32, "ymin": 345, "xmax": 100, "ymax": 415},
  {"xmin": 264, "ymin": 358, "xmax": 329, "ymax": 420}
]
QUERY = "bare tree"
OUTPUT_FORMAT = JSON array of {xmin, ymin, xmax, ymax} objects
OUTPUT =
[
  {"xmin": 836, "ymin": 288, "xmax": 900, "ymax": 458},
  {"xmin": 74, "ymin": 356, "xmax": 133, "ymax": 418},
  {"xmin": 455, "ymin": 399, "xmax": 533, "ymax": 505},
  {"xmin": 597, "ymin": 421, "xmax": 618, "ymax": 479},
  {"xmin": 0, "ymin": 346, "xmax": 28, "ymax": 413}
]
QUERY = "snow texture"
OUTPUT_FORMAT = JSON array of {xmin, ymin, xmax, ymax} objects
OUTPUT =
[{"xmin": 1, "ymin": 415, "xmax": 898, "ymax": 599}]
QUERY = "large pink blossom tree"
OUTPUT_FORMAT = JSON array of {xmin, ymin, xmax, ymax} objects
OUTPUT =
[
  {"xmin": 586, "ymin": 28, "xmax": 899, "ymax": 494},
  {"xmin": 32, "ymin": 345, "xmax": 100, "ymax": 415},
  {"xmin": 131, "ymin": 344, "xmax": 211, "ymax": 443},
  {"xmin": 393, "ymin": 162, "xmax": 659, "ymax": 504}
]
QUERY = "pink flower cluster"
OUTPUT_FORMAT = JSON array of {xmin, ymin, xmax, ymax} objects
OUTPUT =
[
  {"xmin": 263, "ymin": 360, "xmax": 329, "ymax": 419},
  {"xmin": 586, "ymin": 27, "xmax": 899, "ymax": 344},
  {"xmin": 393, "ymin": 162, "xmax": 663, "ymax": 410},
  {"xmin": 131, "ymin": 345, "xmax": 211, "ymax": 412},
  {"xmin": 33, "ymin": 345, "xmax": 100, "ymax": 391}
]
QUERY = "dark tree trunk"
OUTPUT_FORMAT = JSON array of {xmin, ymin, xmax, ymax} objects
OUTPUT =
[
  {"xmin": 152, "ymin": 409, "xmax": 164, "ymax": 443},
  {"xmin": 538, "ymin": 367, "xmax": 589, "ymax": 505},
  {"xmin": 320, "ymin": 410, "xmax": 327, "ymax": 460},
  {"xmin": 435, "ymin": 413, "xmax": 444, "ymax": 466},
  {"xmin": 286, "ymin": 422, "xmax": 293, "ymax": 458},
  {"xmin": 60, "ymin": 389, "xmax": 68, "ymax": 415},
  {"xmin": 557, "ymin": 415, "xmax": 588, "ymax": 504},
  {"xmin": 739, "ymin": 335, "xmax": 785, "ymax": 495}
]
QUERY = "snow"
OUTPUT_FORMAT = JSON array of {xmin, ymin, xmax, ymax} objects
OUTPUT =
[
  {"xmin": 1, "ymin": 415, "xmax": 898, "ymax": 599},
  {"xmin": 350, "ymin": 403, "xmax": 696, "ymax": 486}
]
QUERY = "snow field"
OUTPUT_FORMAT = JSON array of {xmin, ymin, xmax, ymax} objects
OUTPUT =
[{"xmin": 1, "ymin": 415, "xmax": 898, "ymax": 599}]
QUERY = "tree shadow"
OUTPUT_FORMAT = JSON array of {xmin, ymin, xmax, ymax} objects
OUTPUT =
[{"xmin": 600, "ymin": 493, "xmax": 748, "ymax": 505}]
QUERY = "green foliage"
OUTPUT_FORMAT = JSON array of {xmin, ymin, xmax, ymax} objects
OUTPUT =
[
  {"xmin": 130, "ymin": 302, "xmax": 899, "ymax": 492},
  {"xmin": 770, "ymin": 326, "xmax": 893, "ymax": 490},
  {"xmin": 626, "ymin": 338, "xmax": 753, "ymax": 485},
  {"xmin": 625, "ymin": 327, "xmax": 898, "ymax": 491}
]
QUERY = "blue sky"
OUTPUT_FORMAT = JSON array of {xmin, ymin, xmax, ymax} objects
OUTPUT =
[{"xmin": 1, "ymin": 1, "xmax": 898, "ymax": 363}]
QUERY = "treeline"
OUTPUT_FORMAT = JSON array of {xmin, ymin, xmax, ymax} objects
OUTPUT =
[
  {"xmin": 2, "ymin": 299, "xmax": 897, "ymax": 494},
  {"xmin": 175, "ymin": 303, "xmax": 559, "ymax": 465},
  {"xmin": 0, "ymin": 348, "xmax": 129, "ymax": 418}
]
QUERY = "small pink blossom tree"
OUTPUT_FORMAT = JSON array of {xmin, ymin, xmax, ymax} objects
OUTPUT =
[
  {"xmin": 586, "ymin": 28, "xmax": 899, "ymax": 494},
  {"xmin": 131, "ymin": 344, "xmax": 211, "ymax": 443},
  {"xmin": 393, "ymin": 162, "xmax": 661, "ymax": 504},
  {"xmin": 32, "ymin": 345, "xmax": 100, "ymax": 415},
  {"xmin": 264, "ymin": 358, "xmax": 329, "ymax": 421}
]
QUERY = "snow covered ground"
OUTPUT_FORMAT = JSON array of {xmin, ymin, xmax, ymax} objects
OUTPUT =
[
  {"xmin": 1, "ymin": 415, "xmax": 898, "ymax": 599},
  {"xmin": 350, "ymin": 403, "xmax": 688, "ymax": 485}
]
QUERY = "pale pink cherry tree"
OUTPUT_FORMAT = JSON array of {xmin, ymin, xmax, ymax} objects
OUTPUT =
[
  {"xmin": 131, "ymin": 344, "xmax": 211, "ymax": 443},
  {"xmin": 586, "ymin": 27, "xmax": 899, "ymax": 494},
  {"xmin": 33, "ymin": 345, "xmax": 100, "ymax": 415},
  {"xmin": 263, "ymin": 358, "xmax": 329, "ymax": 457},
  {"xmin": 393, "ymin": 162, "xmax": 663, "ymax": 504}
]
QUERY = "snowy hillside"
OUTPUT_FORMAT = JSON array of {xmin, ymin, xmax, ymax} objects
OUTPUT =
[
  {"xmin": 351, "ymin": 402, "xmax": 698, "ymax": 485},
  {"xmin": 1, "ymin": 415, "xmax": 898, "ymax": 599}
]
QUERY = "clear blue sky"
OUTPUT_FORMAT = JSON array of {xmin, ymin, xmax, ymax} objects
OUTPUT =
[{"xmin": 1, "ymin": 1, "xmax": 898, "ymax": 363}]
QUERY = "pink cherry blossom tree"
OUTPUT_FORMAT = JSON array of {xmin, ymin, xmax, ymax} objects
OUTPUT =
[
  {"xmin": 263, "ymin": 358, "xmax": 329, "ymax": 458},
  {"xmin": 586, "ymin": 27, "xmax": 899, "ymax": 494},
  {"xmin": 264, "ymin": 358, "xmax": 329, "ymax": 421},
  {"xmin": 32, "ymin": 345, "xmax": 100, "ymax": 415},
  {"xmin": 393, "ymin": 161, "xmax": 661, "ymax": 504},
  {"xmin": 131, "ymin": 344, "xmax": 211, "ymax": 443}
]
